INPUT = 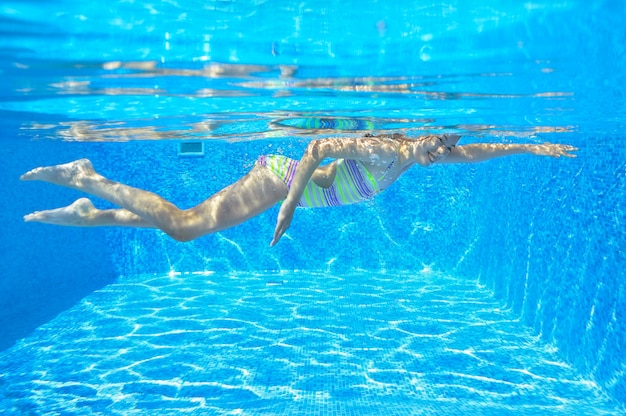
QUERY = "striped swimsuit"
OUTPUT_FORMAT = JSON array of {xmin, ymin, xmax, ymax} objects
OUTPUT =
[{"xmin": 257, "ymin": 155, "xmax": 386, "ymax": 208}]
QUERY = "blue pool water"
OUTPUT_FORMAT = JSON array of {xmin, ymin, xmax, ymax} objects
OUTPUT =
[{"xmin": 1, "ymin": 0, "xmax": 625, "ymax": 414}]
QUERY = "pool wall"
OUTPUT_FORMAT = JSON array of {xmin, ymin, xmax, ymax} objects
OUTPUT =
[{"xmin": 455, "ymin": 138, "xmax": 626, "ymax": 404}]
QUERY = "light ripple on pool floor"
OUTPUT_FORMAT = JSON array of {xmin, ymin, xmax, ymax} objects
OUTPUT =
[{"xmin": 0, "ymin": 271, "xmax": 623, "ymax": 415}]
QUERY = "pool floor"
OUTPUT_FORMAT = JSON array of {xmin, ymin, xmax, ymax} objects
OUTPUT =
[{"xmin": 0, "ymin": 270, "xmax": 621, "ymax": 415}]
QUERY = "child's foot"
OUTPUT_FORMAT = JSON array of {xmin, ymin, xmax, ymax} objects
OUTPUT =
[
  {"xmin": 20, "ymin": 158, "xmax": 96, "ymax": 189},
  {"xmin": 24, "ymin": 198, "xmax": 98, "ymax": 226}
]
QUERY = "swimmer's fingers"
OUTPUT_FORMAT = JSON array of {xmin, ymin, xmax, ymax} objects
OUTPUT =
[
  {"xmin": 271, "ymin": 218, "xmax": 290, "ymax": 247},
  {"xmin": 271, "ymin": 202, "xmax": 296, "ymax": 247},
  {"xmin": 534, "ymin": 143, "xmax": 578, "ymax": 158},
  {"xmin": 270, "ymin": 226, "xmax": 285, "ymax": 247},
  {"xmin": 563, "ymin": 144, "xmax": 578, "ymax": 157},
  {"xmin": 552, "ymin": 143, "xmax": 578, "ymax": 158}
]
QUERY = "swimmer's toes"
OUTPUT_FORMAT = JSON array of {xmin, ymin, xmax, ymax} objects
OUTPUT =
[
  {"xmin": 20, "ymin": 167, "xmax": 42, "ymax": 181},
  {"xmin": 24, "ymin": 211, "xmax": 46, "ymax": 223},
  {"xmin": 24, "ymin": 210, "xmax": 64, "ymax": 225}
]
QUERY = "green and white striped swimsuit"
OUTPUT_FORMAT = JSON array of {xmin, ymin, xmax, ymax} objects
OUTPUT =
[{"xmin": 257, "ymin": 154, "xmax": 386, "ymax": 208}]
